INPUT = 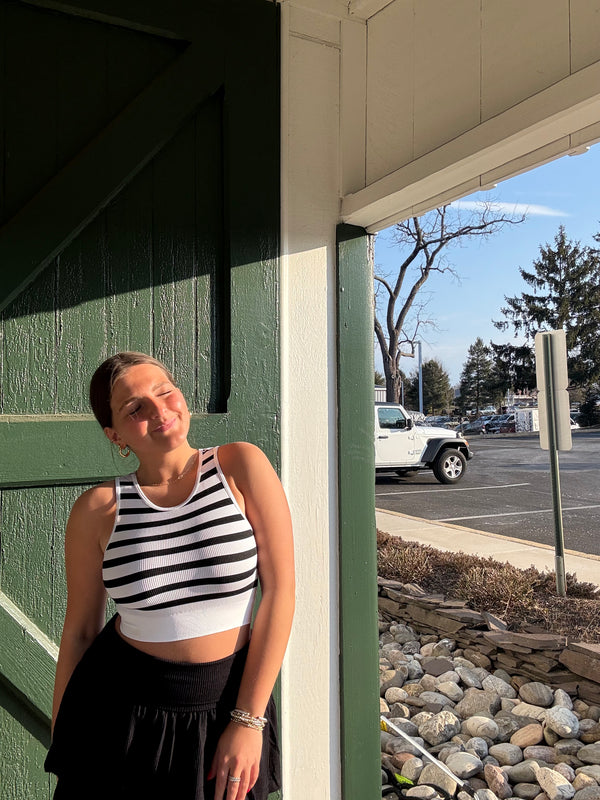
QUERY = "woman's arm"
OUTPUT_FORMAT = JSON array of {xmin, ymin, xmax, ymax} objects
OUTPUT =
[
  {"xmin": 209, "ymin": 442, "xmax": 295, "ymax": 800},
  {"xmin": 51, "ymin": 485, "xmax": 113, "ymax": 733}
]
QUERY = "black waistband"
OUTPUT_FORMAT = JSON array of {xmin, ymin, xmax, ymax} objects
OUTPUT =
[{"xmin": 82, "ymin": 616, "xmax": 248, "ymax": 710}]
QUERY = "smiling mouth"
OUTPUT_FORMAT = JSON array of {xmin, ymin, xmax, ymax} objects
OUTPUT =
[{"xmin": 154, "ymin": 418, "xmax": 176, "ymax": 433}]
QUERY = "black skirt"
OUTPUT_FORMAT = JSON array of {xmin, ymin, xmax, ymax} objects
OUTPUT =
[{"xmin": 45, "ymin": 616, "xmax": 281, "ymax": 800}]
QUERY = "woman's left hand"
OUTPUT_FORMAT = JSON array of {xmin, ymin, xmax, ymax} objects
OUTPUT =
[{"xmin": 208, "ymin": 721, "xmax": 263, "ymax": 800}]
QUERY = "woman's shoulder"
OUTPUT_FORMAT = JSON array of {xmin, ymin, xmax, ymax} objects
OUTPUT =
[
  {"xmin": 217, "ymin": 441, "xmax": 268, "ymax": 468},
  {"xmin": 70, "ymin": 480, "xmax": 117, "ymax": 522},
  {"xmin": 216, "ymin": 442, "xmax": 276, "ymax": 486}
]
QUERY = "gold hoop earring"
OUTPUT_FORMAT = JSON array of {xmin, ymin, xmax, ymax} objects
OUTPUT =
[{"xmin": 118, "ymin": 444, "xmax": 131, "ymax": 458}]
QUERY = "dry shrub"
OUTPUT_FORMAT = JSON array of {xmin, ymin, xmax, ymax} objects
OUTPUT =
[{"xmin": 377, "ymin": 531, "xmax": 600, "ymax": 642}]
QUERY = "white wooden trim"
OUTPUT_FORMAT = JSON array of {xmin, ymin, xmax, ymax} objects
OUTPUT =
[
  {"xmin": 280, "ymin": 5, "xmax": 342, "ymax": 799},
  {"xmin": 341, "ymin": 59, "xmax": 600, "ymax": 230}
]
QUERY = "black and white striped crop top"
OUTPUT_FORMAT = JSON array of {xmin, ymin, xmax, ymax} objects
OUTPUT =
[{"xmin": 102, "ymin": 447, "xmax": 258, "ymax": 642}]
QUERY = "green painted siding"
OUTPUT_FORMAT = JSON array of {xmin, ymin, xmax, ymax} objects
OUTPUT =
[
  {"xmin": 0, "ymin": 2, "xmax": 280, "ymax": 797},
  {"xmin": 337, "ymin": 225, "xmax": 381, "ymax": 800}
]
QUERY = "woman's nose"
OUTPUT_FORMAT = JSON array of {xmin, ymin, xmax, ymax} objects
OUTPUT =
[{"xmin": 146, "ymin": 398, "xmax": 165, "ymax": 418}]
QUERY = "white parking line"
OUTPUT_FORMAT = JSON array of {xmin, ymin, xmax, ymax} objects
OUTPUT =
[
  {"xmin": 438, "ymin": 504, "xmax": 600, "ymax": 522},
  {"xmin": 375, "ymin": 482, "xmax": 530, "ymax": 497}
]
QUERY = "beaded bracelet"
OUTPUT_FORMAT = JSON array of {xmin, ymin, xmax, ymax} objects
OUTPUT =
[{"xmin": 230, "ymin": 708, "xmax": 267, "ymax": 731}]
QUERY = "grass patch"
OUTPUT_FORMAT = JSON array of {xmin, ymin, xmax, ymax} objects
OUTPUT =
[{"xmin": 377, "ymin": 530, "xmax": 600, "ymax": 642}]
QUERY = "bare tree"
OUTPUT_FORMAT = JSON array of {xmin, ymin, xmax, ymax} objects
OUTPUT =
[{"xmin": 374, "ymin": 203, "xmax": 524, "ymax": 402}]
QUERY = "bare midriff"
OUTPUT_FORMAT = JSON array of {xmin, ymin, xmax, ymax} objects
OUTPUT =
[{"xmin": 115, "ymin": 617, "xmax": 251, "ymax": 663}]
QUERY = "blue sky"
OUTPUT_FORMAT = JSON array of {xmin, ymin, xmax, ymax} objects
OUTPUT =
[{"xmin": 374, "ymin": 142, "xmax": 600, "ymax": 386}]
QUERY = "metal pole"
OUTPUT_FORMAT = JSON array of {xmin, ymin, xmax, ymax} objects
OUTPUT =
[
  {"xmin": 418, "ymin": 341, "xmax": 423, "ymax": 414},
  {"xmin": 543, "ymin": 334, "xmax": 566, "ymax": 597}
]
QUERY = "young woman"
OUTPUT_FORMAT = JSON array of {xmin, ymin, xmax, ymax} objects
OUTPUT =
[{"xmin": 45, "ymin": 352, "xmax": 295, "ymax": 800}]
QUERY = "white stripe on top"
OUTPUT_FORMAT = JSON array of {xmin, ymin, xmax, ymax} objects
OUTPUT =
[{"xmin": 102, "ymin": 447, "xmax": 258, "ymax": 642}]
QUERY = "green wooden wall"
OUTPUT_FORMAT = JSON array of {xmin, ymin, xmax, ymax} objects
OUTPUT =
[
  {"xmin": 0, "ymin": 2, "xmax": 280, "ymax": 797},
  {"xmin": 337, "ymin": 225, "xmax": 381, "ymax": 800}
]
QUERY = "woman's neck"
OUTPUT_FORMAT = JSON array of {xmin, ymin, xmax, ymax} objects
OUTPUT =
[{"xmin": 135, "ymin": 446, "xmax": 198, "ymax": 487}]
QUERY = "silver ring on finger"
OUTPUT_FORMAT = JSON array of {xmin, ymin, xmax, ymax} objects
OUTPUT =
[{"xmin": 228, "ymin": 776, "xmax": 241, "ymax": 784}]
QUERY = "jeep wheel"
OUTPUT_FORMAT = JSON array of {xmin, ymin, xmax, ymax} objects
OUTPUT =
[{"xmin": 432, "ymin": 448, "xmax": 466, "ymax": 484}]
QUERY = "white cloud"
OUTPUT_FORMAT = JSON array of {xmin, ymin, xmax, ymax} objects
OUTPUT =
[{"xmin": 451, "ymin": 200, "xmax": 569, "ymax": 217}]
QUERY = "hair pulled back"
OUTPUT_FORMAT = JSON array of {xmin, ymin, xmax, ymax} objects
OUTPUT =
[{"xmin": 89, "ymin": 352, "xmax": 174, "ymax": 429}]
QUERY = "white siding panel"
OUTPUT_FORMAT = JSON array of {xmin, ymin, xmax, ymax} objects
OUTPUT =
[
  {"xmin": 571, "ymin": 0, "xmax": 600, "ymax": 73},
  {"xmin": 289, "ymin": 4, "xmax": 341, "ymax": 43},
  {"xmin": 366, "ymin": 1, "xmax": 414, "ymax": 184},
  {"xmin": 413, "ymin": 0, "xmax": 480, "ymax": 159},
  {"xmin": 281, "ymin": 12, "xmax": 342, "ymax": 798},
  {"xmin": 481, "ymin": 0, "xmax": 570, "ymax": 121},
  {"xmin": 341, "ymin": 19, "xmax": 367, "ymax": 194}
]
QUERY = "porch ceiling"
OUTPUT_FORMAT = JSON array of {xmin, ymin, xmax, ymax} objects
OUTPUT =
[{"xmin": 283, "ymin": 0, "xmax": 600, "ymax": 232}]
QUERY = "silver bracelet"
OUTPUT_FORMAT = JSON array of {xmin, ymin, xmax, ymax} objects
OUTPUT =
[{"xmin": 230, "ymin": 708, "xmax": 267, "ymax": 731}]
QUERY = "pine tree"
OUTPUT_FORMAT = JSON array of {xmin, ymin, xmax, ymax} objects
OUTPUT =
[
  {"xmin": 405, "ymin": 359, "xmax": 452, "ymax": 414},
  {"xmin": 489, "ymin": 342, "xmax": 536, "ymax": 395},
  {"xmin": 459, "ymin": 338, "xmax": 495, "ymax": 413},
  {"xmin": 494, "ymin": 226, "xmax": 600, "ymax": 386}
]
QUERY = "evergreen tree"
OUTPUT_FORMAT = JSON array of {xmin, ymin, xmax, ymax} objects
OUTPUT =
[
  {"xmin": 459, "ymin": 338, "xmax": 495, "ymax": 413},
  {"xmin": 405, "ymin": 359, "xmax": 452, "ymax": 414},
  {"xmin": 489, "ymin": 342, "xmax": 536, "ymax": 396},
  {"xmin": 494, "ymin": 226, "xmax": 600, "ymax": 386}
]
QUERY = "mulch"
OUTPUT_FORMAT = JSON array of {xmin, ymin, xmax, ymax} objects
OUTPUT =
[{"xmin": 377, "ymin": 530, "xmax": 600, "ymax": 643}]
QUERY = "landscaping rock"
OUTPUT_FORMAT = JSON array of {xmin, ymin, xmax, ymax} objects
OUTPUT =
[
  {"xmin": 419, "ymin": 711, "xmax": 463, "ymax": 746},
  {"xmin": 580, "ymin": 725, "xmax": 600, "ymax": 745},
  {"xmin": 484, "ymin": 764, "xmax": 512, "ymax": 798},
  {"xmin": 571, "ymin": 774, "xmax": 597, "ymax": 792},
  {"xmin": 513, "ymin": 703, "xmax": 549, "ymax": 722},
  {"xmin": 519, "ymin": 684, "xmax": 555, "ymax": 708},
  {"xmin": 445, "ymin": 752, "xmax": 484, "ymax": 779},
  {"xmin": 466, "ymin": 737, "xmax": 490, "ymax": 759},
  {"xmin": 378, "ymin": 593, "xmax": 600, "ymax": 800},
  {"xmin": 456, "ymin": 666, "xmax": 483, "ymax": 689},
  {"xmin": 576, "ymin": 767, "xmax": 600, "ymax": 782},
  {"xmin": 511, "ymin": 724, "xmax": 545, "ymax": 748},
  {"xmin": 386, "ymin": 687, "xmax": 410, "ymax": 704},
  {"xmin": 508, "ymin": 761, "xmax": 547, "ymax": 784},
  {"xmin": 554, "ymin": 691, "xmax": 574, "ymax": 711},
  {"xmin": 523, "ymin": 746, "xmax": 558, "ymax": 764},
  {"xmin": 555, "ymin": 740, "xmax": 585, "ymax": 756},
  {"xmin": 418, "ymin": 763, "xmax": 458, "ymax": 796},
  {"xmin": 545, "ymin": 708, "xmax": 580, "ymax": 739},
  {"xmin": 554, "ymin": 764, "xmax": 576, "ymax": 782},
  {"xmin": 488, "ymin": 743, "xmax": 524, "ymax": 766},
  {"xmin": 402, "ymin": 757, "xmax": 425, "ymax": 782},
  {"xmin": 463, "ymin": 716, "xmax": 500, "ymax": 741},
  {"xmin": 455, "ymin": 690, "xmax": 502, "ymax": 718},
  {"xmin": 578, "ymin": 745, "xmax": 600, "ymax": 766},
  {"xmin": 572, "ymin": 788, "xmax": 600, "ymax": 800},
  {"xmin": 514, "ymin": 784, "xmax": 544, "ymax": 799},
  {"xmin": 483, "ymin": 675, "xmax": 518, "ymax": 699},
  {"xmin": 406, "ymin": 786, "xmax": 438, "ymax": 799},
  {"xmin": 437, "ymin": 682, "xmax": 465, "ymax": 703},
  {"xmin": 534, "ymin": 767, "xmax": 576, "ymax": 800}
]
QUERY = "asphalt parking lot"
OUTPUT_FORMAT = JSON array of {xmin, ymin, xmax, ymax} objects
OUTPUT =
[{"xmin": 375, "ymin": 430, "xmax": 600, "ymax": 557}]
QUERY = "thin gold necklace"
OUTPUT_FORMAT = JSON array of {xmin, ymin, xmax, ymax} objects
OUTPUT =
[{"xmin": 137, "ymin": 452, "xmax": 199, "ymax": 487}]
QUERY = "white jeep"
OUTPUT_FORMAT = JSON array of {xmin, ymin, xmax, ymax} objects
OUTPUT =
[{"xmin": 375, "ymin": 403, "xmax": 473, "ymax": 484}]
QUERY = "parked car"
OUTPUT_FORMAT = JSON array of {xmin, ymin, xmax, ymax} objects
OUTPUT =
[
  {"xmin": 460, "ymin": 415, "xmax": 493, "ymax": 435},
  {"xmin": 499, "ymin": 413, "xmax": 516, "ymax": 433},
  {"xmin": 375, "ymin": 403, "xmax": 473, "ymax": 484},
  {"xmin": 486, "ymin": 414, "xmax": 515, "ymax": 433}
]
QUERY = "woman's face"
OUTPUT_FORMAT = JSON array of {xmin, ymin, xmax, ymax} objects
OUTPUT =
[{"xmin": 104, "ymin": 363, "xmax": 191, "ymax": 457}]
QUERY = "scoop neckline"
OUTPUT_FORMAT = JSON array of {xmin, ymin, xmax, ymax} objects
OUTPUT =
[{"xmin": 131, "ymin": 448, "xmax": 205, "ymax": 511}]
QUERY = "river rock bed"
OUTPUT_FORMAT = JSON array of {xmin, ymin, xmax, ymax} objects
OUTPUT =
[{"xmin": 379, "ymin": 588, "xmax": 600, "ymax": 800}]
